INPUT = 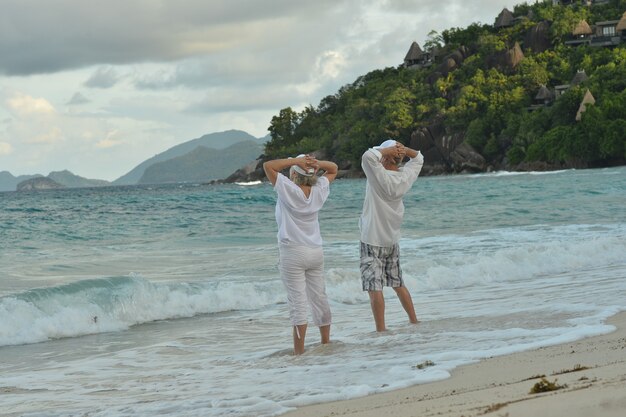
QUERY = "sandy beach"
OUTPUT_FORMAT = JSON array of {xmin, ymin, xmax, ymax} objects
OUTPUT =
[{"xmin": 286, "ymin": 312, "xmax": 626, "ymax": 417}]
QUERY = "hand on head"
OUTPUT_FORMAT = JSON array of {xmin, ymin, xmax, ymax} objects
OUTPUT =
[
  {"xmin": 382, "ymin": 143, "xmax": 405, "ymax": 160},
  {"xmin": 395, "ymin": 142, "xmax": 407, "ymax": 159},
  {"xmin": 297, "ymin": 154, "xmax": 319, "ymax": 173}
]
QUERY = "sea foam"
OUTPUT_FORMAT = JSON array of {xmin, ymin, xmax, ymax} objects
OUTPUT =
[{"xmin": 0, "ymin": 275, "xmax": 284, "ymax": 347}]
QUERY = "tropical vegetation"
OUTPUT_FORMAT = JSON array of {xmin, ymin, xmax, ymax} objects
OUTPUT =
[{"xmin": 265, "ymin": 0, "xmax": 626, "ymax": 172}]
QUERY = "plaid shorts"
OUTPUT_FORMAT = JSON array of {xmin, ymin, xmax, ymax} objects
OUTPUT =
[{"xmin": 360, "ymin": 241, "xmax": 403, "ymax": 291}]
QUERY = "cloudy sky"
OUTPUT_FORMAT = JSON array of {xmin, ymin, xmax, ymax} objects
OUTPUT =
[{"xmin": 0, "ymin": 0, "xmax": 519, "ymax": 181}]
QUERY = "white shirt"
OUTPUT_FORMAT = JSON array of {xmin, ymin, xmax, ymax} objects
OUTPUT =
[
  {"xmin": 359, "ymin": 148, "xmax": 424, "ymax": 247},
  {"xmin": 274, "ymin": 173, "xmax": 330, "ymax": 247}
]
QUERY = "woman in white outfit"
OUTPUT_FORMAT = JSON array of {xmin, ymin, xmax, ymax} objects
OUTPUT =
[{"xmin": 263, "ymin": 154, "xmax": 338, "ymax": 355}]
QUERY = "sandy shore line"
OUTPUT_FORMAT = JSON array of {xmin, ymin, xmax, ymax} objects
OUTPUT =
[{"xmin": 285, "ymin": 312, "xmax": 626, "ymax": 417}]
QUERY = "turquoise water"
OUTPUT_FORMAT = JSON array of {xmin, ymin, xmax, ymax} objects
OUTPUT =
[{"xmin": 1, "ymin": 167, "xmax": 625, "ymax": 416}]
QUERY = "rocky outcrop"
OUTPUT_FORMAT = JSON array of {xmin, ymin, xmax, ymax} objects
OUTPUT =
[
  {"xmin": 504, "ymin": 42, "xmax": 524, "ymax": 69},
  {"xmin": 222, "ymin": 158, "xmax": 266, "ymax": 184},
  {"xmin": 524, "ymin": 21, "xmax": 552, "ymax": 53},
  {"xmin": 17, "ymin": 177, "xmax": 64, "ymax": 191},
  {"xmin": 410, "ymin": 122, "xmax": 486, "ymax": 175},
  {"xmin": 449, "ymin": 142, "xmax": 488, "ymax": 172},
  {"xmin": 426, "ymin": 46, "xmax": 471, "ymax": 85},
  {"xmin": 488, "ymin": 42, "xmax": 524, "ymax": 72},
  {"xmin": 220, "ymin": 149, "xmax": 357, "ymax": 184}
]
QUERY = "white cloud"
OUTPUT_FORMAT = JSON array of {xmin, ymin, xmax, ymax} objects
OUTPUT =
[
  {"xmin": 0, "ymin": 141, "xmax": 12, "ymax": 155},
  {"xmin": 96, "ymin": 130, "xmax": 122, "ymax": 149},
  {"xmin": 6, "ymin": 92, "xmax": 56, "ymax": 115},
  {"xmin": 29, "ymin": 126, "xmax": 64, "ymax": 144}
]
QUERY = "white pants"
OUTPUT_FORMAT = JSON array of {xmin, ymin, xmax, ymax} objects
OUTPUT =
[{"xmin": 278, "ymin": 244, "xmax": 332, "ymax": 327}]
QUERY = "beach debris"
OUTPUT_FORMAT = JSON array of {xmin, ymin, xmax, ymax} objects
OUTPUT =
[
  {"xmin": 413, "ymin": 360, "xmax": 435, "ymax": 370},
  {"xmin": 529, "ymin": 377, "xmax": 566, "ymax": 394},
  {"xmin": 521, "ymin": 374, "xmax": 545, "ymax": 381},
  {"xmin": 552, "ymin": 364, "xmax": 589, "ymax": 375},
  {"xmin": 482, "ymin": 402, "xmax": 508, "ymax": 414}
]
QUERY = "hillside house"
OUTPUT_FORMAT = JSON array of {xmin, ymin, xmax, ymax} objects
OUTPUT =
[
  {"xmin": 563, "ymin": 12, "xmax": 626, "ymax": 47},
  {"xmin": 555, "ymin": 69, "xmax": 589, "ymax": 97},
  {"xmin": 530, "ymin": 70, "xmax": 590, "ymax": 111},
  {"xmin": 552, "ymin": 1, "xmax": 610, "ymax": 5},
  {"xmin": 591, "ymin": 19, "xmax": 621, "ymax": 46},
  {"xmin": 403, "ymin": 41, "xmax": 434, "ymax": 68},
  {"xmin": 529, "ymin": 84, "xmax": 556, "ymax": 111},
  {"xmin": 565, "ymin": 20, "xmax": 593, "ymax": 46}
]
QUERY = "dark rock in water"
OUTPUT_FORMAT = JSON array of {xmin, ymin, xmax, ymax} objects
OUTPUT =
[
  {"xmin": 514, "ymin": 160, "xmax": 577, "ymax": 172},
  {"xmin": 449, "ymin": 142, "xmax": 487, "ymax": 172},
  {"xmin": 17, "ymin": 177, "xmax": 65, "ymax": 191},
  {"xmin": 222, "ymin": 158, "xmax": 266, "ymax": 184},
  {"xmin": 410, "ymin": 121, "xmax": 486, "ymax": 174}
]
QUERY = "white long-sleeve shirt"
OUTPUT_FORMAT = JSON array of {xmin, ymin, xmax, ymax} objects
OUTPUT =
[
  {"xmin": 359, "ymin": 148, "xmax": 424, "ymax": 247},
  {"xmin": 274, "ymin": 173, "xmax": 330, "ymax": 247}
]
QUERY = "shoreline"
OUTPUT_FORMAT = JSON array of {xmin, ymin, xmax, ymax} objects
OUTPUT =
[{"xmin": 285, "ymin": 311, "xmax": 626, "ymax": 417}]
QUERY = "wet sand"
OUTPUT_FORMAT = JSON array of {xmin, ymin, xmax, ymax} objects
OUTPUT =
[{"xmin": 285, "ymin": 312, "xmax": 626, "ymax": 417}]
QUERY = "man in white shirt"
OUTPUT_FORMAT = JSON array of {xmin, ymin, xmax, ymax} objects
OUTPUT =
[{"xmin": 359, "ymin": 139, "xmax": 424, "ymax": 331}]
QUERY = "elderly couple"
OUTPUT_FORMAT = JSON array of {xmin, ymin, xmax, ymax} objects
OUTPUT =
[{"xmin": 263, "ymin": 139, "xmax": 424, "ymax": 355}]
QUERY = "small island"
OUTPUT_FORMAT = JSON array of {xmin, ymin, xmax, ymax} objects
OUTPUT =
[{"xmin": 17, "ymin": 177, "xmax": 65, "ymax": 191}]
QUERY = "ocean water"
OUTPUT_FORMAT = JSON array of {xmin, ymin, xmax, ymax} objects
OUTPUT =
[{"xmin": 1, "ymin": 166, "xmax": 625, "ymax": 416}]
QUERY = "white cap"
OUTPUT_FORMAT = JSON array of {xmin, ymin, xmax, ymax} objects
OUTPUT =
[
  {"xmin": 289, "ymin": 154, "xmax": 315, "ymax": 177},
  {"xmin": 373, "ymin": 139, "xmax": 397, "ymax": 150}
]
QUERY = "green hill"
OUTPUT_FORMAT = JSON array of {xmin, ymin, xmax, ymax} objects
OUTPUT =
[
  {"xmin": 114, "ymin": 130, "xmax": 266, "ymax": 185},
  {"xmin": 48, "ymin": 170, "xmax": 110, "ymax": 188},
  {"xmin": 138, "ymin": 140, "xmax": 263, "ymax": 184},
  {"xmin": 264, "ymin": 0, "xmax": 626, "ymax": 174}
]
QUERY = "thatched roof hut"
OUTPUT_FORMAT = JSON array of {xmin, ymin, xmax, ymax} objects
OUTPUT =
[
  {"xmin": 571, "ymin": 69, "xmax": 588, "ymax": 86},
  {"xmin": 572, "ymin": 20, "xmax": 592, "ymax": 36},
  {"xmin": 404, "ymin": 42, "xmax": 424, "ymax": 67},
  {"xmin": 535, "ymin": 84, "xmax": 554, "ymax": 102},
  {"xmin": 494, "ymin": 8, "xmax": 515, "ymax": 28},
  {"xmin": 404, "ymin": 42, "xmax": 424, "ymax": 63},
  {"xmin": 616, "ymin": 11, "xmax": 626, "ymax": 32},
  {"xmin": 576, "ymin": 89, "xmax": 596, "ymax": 121}
]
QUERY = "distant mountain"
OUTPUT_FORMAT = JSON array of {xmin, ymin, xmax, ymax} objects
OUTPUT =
[
  {"xmin": 0, "ymin": 171, "xmax": 40, "ymax": 192},
  {"xmin": 114, "ymin": 130, "xmax": 267, "ymax": 185},
  {"xmin": 138, "ymin": 140, "xmax": 263, "ymax": 184},
  {"xmin": 48, "ymin": 170, "xmax": 110, "ymax": 188}
]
